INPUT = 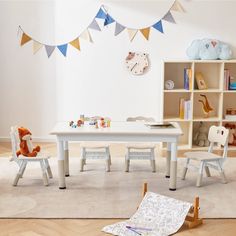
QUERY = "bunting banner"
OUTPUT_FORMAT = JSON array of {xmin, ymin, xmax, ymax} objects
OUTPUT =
[{"xmin": 19, "ymin": 0, "xmax": 185, "ymax": 57}]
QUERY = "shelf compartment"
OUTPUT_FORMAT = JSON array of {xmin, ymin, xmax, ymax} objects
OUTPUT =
[
  {"xmin": 222, "ymin": 93, "xmax": 236, "ymax": 120},
  {"xmin": 194, "ymin": 62, "xmax": 223, "ymax": 90},
  {"xmin": 193, "ymin": 92, "xmax": 221, "ymax": 120},
  {"xmin": 164, "ymin": 62, "xmax": 193, "ymax": 90},
  {"xmin": 192, "ymin": 121, "xmax": 220, "ymax": 149},
  {"xmin": 164, "ymin": 92, "xmax": 192, "ymax": 120},
  {"xmin": 222, "ymin": 121, "xmax": 236, "ymax": 147}
]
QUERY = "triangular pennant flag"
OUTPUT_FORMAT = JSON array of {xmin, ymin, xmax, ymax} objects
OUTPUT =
[
  {"xmin": 33, "ymin": 41, "xmax": 43, "ymax": 54},
  {"xmin": 21, "ymin": 33, "xmax": 31, "ymax": 46},
  {"xmin": 80, "ymin": 29, "xmax": 93, "ymax": 43},
  {"xmin": 88, "ymin": 19, "xmax": 101, "ymax": 31},
  {"xmin": 96, "ymin": 7, "xmax": 107, "ymax": 19},
  {"xmin": 152, "ymin": 20, "xmax": 164, "ymax": 33},
  {"xmin": 69, "ymin": 38, "xmax": 80, "ymax": 51},
  {"xmin": 171, "ymin": 0, "xmax": 185, "ymax": 12},
  {"xmin": 162, "ymin": 11, "xmax": 176, "ymax": 24},
  {"xmin": 114, "ymin": 22, "xmax": 126, "ymax": 36},
  {"xmin": 45, "ymin": 45, "xmax": 55, "ymax": 58},
  {"xmin": 127, "ymin": 29, "xmax": 138, "ymax": 42},
  {"xmin": 57, "ymin": 44, "xmax": 68, "ymax": 57},
  {"xmin": 140, "ymin": 27, "xmax": 150, "ymax": 40},
  {"xmin": 104, "ymin": 14, "xmax": 115, "ymax": 26}
]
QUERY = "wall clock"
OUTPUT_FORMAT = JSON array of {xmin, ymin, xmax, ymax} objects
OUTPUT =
[{"xmin": 125, "ymin": 52, "xmax": 149, "ymax": 75}]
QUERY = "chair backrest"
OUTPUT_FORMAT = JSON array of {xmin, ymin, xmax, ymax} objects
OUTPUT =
[
  {"xmin": 10, "ymin": 126, "xmax": 20, "ymax": 161},
  {"xmin": 127, "ymin": 116, "xmax": 155, "ymax": 122},
  {"xmin": 208, "ymin": 125, "xmax": 229, "ymax": 159}
]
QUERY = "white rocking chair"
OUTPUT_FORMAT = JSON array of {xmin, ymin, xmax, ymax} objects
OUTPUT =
[
  {"xmin": 10, "ymin": 126, "xmax": 53, "ymax": 186},
  {"xmin": 125, "ymin": 116, "xmax": 156, "ymax": 172},
  {"xmin": 182, "ymin": 125, "xmax": 229, "ymax": 187},
  {"xmin": 80, "ymin": 116, "xmax": 111, "ymax": 172}
]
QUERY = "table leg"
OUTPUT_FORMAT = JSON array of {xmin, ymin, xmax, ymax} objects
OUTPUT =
[
  {"xmin": 58, "ymin": 140, "xmax": 66, "ymax": 189},
  {"xmin": 64, "ymin": 141, "xmax": 69, "ymax": 177},
  {"xmin": 169, "ymin": 142, "xmax": 177, "ymax": 191},
  {"xmin": 166, "ymin": 142, "xmax": 171, "ymax": 178}
]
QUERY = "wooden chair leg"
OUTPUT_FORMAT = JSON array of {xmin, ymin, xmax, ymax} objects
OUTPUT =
[
  {"xmin": 205, "ymin": 166, "xmax": 211, "ymax": 177},
  {"xmin": 13, "ymin": 161, "xmax": 26, "ymax": 186},
  {"xmin": 40, "ymin": 160, "xmax": 49, "ymax": 186},
  {"xmin": 44, "ymin": 159, "xmax": 53, "ymax": 178},
  {"xmin": 125, "ymin": 159, "xmax": 130, "ymax": 172}
]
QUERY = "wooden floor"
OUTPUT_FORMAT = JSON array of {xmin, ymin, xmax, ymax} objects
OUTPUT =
[{"xmin": 1, "ymin": 142, "xmax": 236, "ymax": 235}]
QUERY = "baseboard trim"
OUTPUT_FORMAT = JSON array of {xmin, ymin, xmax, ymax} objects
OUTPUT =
[{"xmin": 0, "ymin": 137, "xmax": 56, "ymax": 142}]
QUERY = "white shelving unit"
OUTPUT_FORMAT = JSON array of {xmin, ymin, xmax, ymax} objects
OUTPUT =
[{"xmin": 162, "ymin": 60, "xmax": 236, "ymax": 150}]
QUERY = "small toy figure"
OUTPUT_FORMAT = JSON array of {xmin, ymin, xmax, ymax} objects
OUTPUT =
[
  {"xmin": 95, "ymin": 120, "xmax": 99, "ymax": 129},
  {"xmin": 100, "ymin": 117, "xmax": 105, "ymax": 128},
  {"xmin": 16, "ymin": 127, "xmax": 41, "ymax": 157},
  {"xmin": 80, "ymin": 115, "xmax": 85, "ymax": 125},
  {"xmin": 106, "ymin": 119, "xmax": 111, "ymax": 127},
  {"xmin": 69, "ymin": 121, "xmax": 77, "ymax": 128},
  {"xmin": 198, "ymin": 94, "xmax": 213, "ymax": 118},
  {"xmin": 77, "ymin": 120, "xmax": 83, "ymax": 127}
]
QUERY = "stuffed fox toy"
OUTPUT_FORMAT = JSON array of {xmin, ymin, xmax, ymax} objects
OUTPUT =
[{"xmin": 16, "ymin": 127, "xmax": 40, "ymax": 157}]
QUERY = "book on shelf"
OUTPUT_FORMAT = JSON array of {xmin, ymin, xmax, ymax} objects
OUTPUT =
[
  {"xmin": 224, "ymin": 69, "xmax": 230, "ymax": 90},
  {"xmin": 184, "ymin": 68, "xmax": 192, "ymax": 90},
  {"xmin": 179, "ymin": 98, "xmax": 191, "ymax": 120}
]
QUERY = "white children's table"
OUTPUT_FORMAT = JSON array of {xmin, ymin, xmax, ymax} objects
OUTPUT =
[{"xmin": 50, "ymin": 121, "xmax": 183, "ymax": 191}]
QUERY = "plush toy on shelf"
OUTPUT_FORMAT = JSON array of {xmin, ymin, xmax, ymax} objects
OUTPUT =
[
  {"xmin": 186, "ymin": 38, "xmax": 232, "ymax": 60},
  {"xmin": 16, "ymin": 127, "xmax": 40, "ymax": 157},
  {"xmin": 225, "ymin": 123, "xmax": 236, "ymax": 146},
  {"xmin": 193, "ymin": 122, "xmax": 210, "ymax": 147}
]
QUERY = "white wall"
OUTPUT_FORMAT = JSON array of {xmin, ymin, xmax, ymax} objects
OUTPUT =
[{"xmin": 1, "ymin": 0, "xmax": 236, "ymax": 139}]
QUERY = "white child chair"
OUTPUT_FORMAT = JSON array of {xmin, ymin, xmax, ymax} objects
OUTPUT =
[
  {"xmin": 10, "ymin": 126, "xmax": 53, "ymax": 186},
  {"xmin": 182, "ymin": 125, "xmax": 229, "ymax": 187},
  {"xmin": 125, "ymin": 116, "xmax": 156, "ymax": 172},
  {"xmin": 80, "ymin": 116, "xmax": 111, "ymax": 172}
]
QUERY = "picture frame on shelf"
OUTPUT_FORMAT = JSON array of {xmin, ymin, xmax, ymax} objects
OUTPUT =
[{"xmin": 195, "ymin": 72, "xmax": 207, "ymax": 90}]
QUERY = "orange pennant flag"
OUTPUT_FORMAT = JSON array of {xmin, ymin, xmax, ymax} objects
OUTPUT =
[
  {"xmin": 140, "ymin": 28, "xmax": 150, "ymax": 40},
  {"xmin": 21, "ymin": 33, "xmax": 31, "ymax": 46},
  {"xmin": 69, "ymin": 38, "xmax": 80, "ymax": 51}
]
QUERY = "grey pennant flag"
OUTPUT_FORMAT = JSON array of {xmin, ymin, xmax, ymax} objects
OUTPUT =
[
  {"xmin": 45, "ymin": 45, "xmax": 55, "ymax": 58},
  {"xmin": 114, "ymin": 22, "xmax": 126, "ymax": 36},
  {"xmin": 162, "ymin": 11, "xmax": 176, "ymax": 24},
  {"xmin": 88, "ymin": 19, "xmax": 101, "ymax": 31}
]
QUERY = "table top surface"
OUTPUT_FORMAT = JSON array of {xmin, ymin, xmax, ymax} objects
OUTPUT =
[{"xmin": 50, "ymin": 121, "xmax": 183, "ymax": 136}]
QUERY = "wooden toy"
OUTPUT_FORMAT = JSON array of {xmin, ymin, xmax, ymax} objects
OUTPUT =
[
  {"xmin": 198, "ymin": 94, "xmax": 213, "ymax": 118},
  {"xmin": 141, "ymin": 183, "xmax": 203, "ymax": 229}
]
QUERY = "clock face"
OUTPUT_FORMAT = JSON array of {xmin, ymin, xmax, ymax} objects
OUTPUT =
[{"xmin": 125, "ymin": 52, "xmax": 149, "ymax": 75}]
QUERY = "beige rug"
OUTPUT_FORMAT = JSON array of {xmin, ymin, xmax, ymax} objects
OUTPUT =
[{"xmin": 0, "ymin": 157, "xmax": 236, "ymax": 218}]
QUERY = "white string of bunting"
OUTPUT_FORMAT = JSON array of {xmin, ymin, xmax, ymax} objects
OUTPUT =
[{"xmin": 19, "ymin": 0, "xmax": 185, "ymax": 58}]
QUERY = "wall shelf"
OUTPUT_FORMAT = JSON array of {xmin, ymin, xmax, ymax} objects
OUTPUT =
[{"xmin": 162, "ymin": 60, "xmax": 236, "ymax": 150}]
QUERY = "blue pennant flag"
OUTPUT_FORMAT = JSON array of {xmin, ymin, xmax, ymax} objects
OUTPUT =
[
  {"xmin": 57, "ymin": 44, "xmax": 68, "ymax": 57},
  {"xmin": 96, "ymin": 8, "xmax": 107, "ymax": 19},
  {"xmin": 104, "ymin": 14, "xmax": 115, "ymax": 26},
  {"xmin": 152, "ymin": 20, "xmax": 164, "ymax": 33}
]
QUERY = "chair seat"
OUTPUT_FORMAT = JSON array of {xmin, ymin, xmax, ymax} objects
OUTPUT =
[
  {"xmin": 126, "ymin": 143, "xmax": 155, "ymax": 149},
  {"xmin": 17, "ymin": 153, "xmax": 50, "ymax": 160},
  {"xmin": 184, "ymin": 151, "xmax": 221, "ymax": 161}
]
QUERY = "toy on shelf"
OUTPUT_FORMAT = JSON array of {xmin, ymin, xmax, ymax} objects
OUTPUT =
[
  {"xmin": 198, "ymin": 94, "xmax": 213, "ymax": 118},
  {"xmin": 16, "ymin": 127, "xmax": 41, "ymax": 157},
  {"xmin": 225, "ymin": 108, "xmax": 236, "ymax": 120},
  {"xmin": 193, "ymin": 122, "xmax": 210, "ymax": 147},
  {"xmin": 186, "ymin": 38, "xmax": 232, "ymax": 60},
  {"xmin": 224, "ymin": 123, "xmax": 236, "ymax": 146}
]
